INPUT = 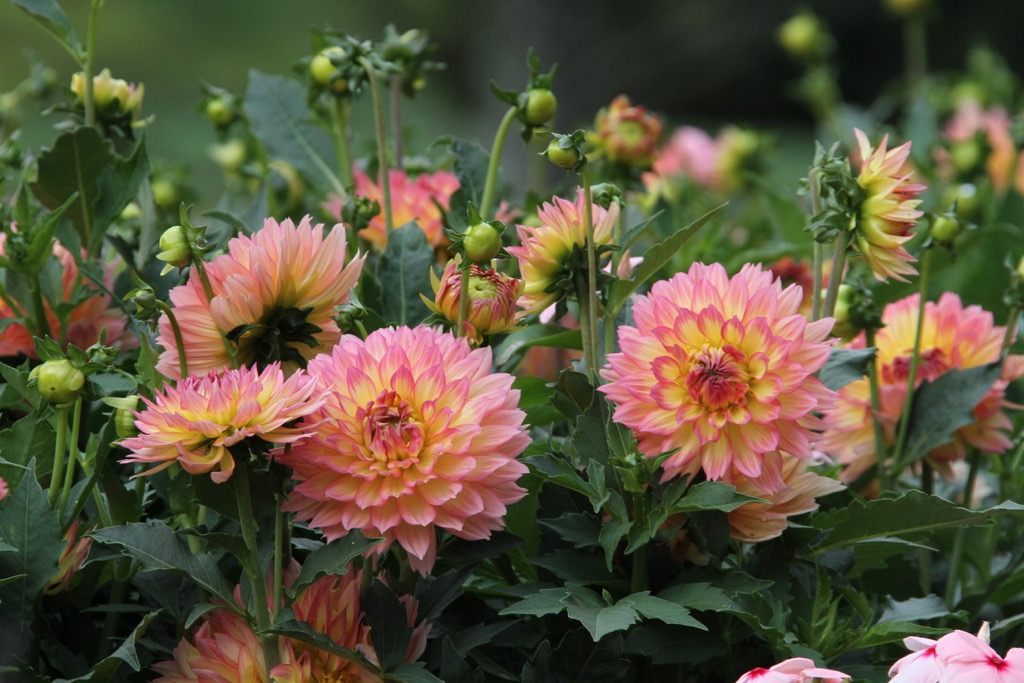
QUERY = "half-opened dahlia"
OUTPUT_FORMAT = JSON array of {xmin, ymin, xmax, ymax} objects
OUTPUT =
[
  {"xmin": 121, "ymin": 363, "xmax": 323, "ymax": 482},
  {"xmin": 156, "ymin": 216, "xmax": 364, "ymax": 378},
  {"xmin": 820, "ymin": 292, "xmax": 1024, "ymax": 481},
  {"xmin": 852, "ymin": 128, "xmax": 925, "ymax": 283},
  {"xmin": 507, "ymin": 191, "xmax": 619, "ymax": 316},
  {"xmin": 279, "ymin": 326, "xmax": 530, "ymax": 573},
  {"xmin": 600, "ymin": 263, "xmax": 836, "ymax": 490}
]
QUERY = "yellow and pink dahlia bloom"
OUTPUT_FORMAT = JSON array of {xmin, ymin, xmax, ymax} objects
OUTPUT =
[
  {"xmin": 852, "ymin": 128, "xmax": 925, "ymax": 283},
  {"xmin": 820, "ymin": 292, "xmax": 1024, "ymax": 482},
  {"xmin": 43, "ymin": 520, "xmax": 92, "ymax": 595},
  {"xmin": 279, "ymin": 326, "xmax": 530, "ymax": 573},
  {"xmin": 593, "ymin": 95, "xmax": 664, "ymax": 168},
  {"xmin": 352, "ymin": 167, "xmax": 458, "ymax": 251},
  {"xmin": 506, "ymin": 191, "xmax": 619, "ymax": 316},
  {"xmin": 429, "ymin": 260, "xmax": 523, "ymax": 344},
  {"xmin": 600, "ymin": 263, "xmax": 836, "ymax": 490},
  {"xmin": 156, "ymin": 216, "xmax": 364, "ymax": 378},
  {"xmin": 120, "ymin": 363, "xmax": 324, "ymax": 482}
]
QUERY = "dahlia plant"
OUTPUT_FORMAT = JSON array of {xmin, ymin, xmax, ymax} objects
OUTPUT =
[{"xmin": 1, "ymin": 2, "xmax": 1023, "ymax": 682}]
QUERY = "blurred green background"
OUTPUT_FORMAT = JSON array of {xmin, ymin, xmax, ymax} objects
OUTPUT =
[{"xmin": 2, "ymin": 0, "xmax": 1024, "ymax": 202}]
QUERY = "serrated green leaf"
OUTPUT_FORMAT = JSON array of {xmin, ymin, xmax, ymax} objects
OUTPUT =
[
  {"xmin": 52, "ymin": 611, "xmax": 159, "ymax": 683},
  {"xmin": 606, "ymin": 203, "xmax": 724, "ymax": 318},
  {"xmin": 820, "ymin": 347, "xmax": 876, "ymax": 391},
  {"xmin": 492, "ymin": 324, "xmax": 582, "ymax": 370},
  {"xmin": 499, "ymin": 586, "xmax": 571, "ymax": 617},
  {"xmin": 364, "ymin": 580, "xmax": 413, "ymax": 672},
  {"xmin": 848, "ymin": 619, "xmax": 949, "ymax": 650},
  {"xmin": 269, "ymin": 619, "xmax": 374, "ymax": 668},
  {"xmin": 628, "ymin": 592, "xmax": 706, "ymax": 630},
  {"xmin": 244, "ymin": 71, "xmax": 344, "ymax": 195},
  {"xmin": 287, "ymin": 531, "xmax": 380, "ymax": 599},
  {"xmin": 90, "ymin": 133, "xmax": 150, "ymax": 255},
  {"xmin": 528, "ymin": 549, "xmax": 617, "ymax": 584},
  {"xmin": 656, "ymin": 582, "xmax": 732, "ymax": 612},
  {"xmin": 809, "ymin": 491, "xmax": 1024, "ymax": 555},
  {"xmin": 374, "ymin": 225, "xmax": 434, "ymax": 326},
  {"xmin": 525, "ymin": 453, "xmax": 597, "ymax": 499},
  {"xmin": 669, "ymin": 481, "xmax": 766, "ymax": 514},
  {"xmin": 385, "ymin": 663, "xmax": 444, "ymax": 683},
  {"xmin": 901, "ymin": 362, "xmax": 1003, "ymax": 466},
  {"xmin": 89, "ymin": 521, "xmax": 235, "ymax": 604},
  {"xmin": 9, "ymin": 0, "xmax": 81, "ymax": 57},
  {"xmin": 30, "ymin": 127, "xmax": 111, "ymax": 246},
  {"xmin": 447, "ymin": 137, "xmax": 489, "ymax": 217},
  {"xmin": 0, "ymin": 414, "xmax": 56, "ymax": 490},
  {"xmin": 539, "ymin": 513, "xmax": 601, "ymax": 549}
]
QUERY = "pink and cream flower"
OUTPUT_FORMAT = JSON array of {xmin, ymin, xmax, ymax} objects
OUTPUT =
[
  {"xmin": 428, "ymin": 260, "xmax": 523, "ymax": 344},
  {"xmin": 820, "ymin": 292, "xmax": 1024, "ymax": 482},
  {"xmin": 593, "ymin": 95, "xmax": 664, "ymax": 168},
  {"xmin": 643, "ymin": 125, "xmax": 722, "ymax": 196},
  {"xmin": 600, "ymin": 263, "xmax": 836, "ymax": 491},
  {"xmin": 43, "ymin": 521, "xmax": 92, "ymax": 595},
  {"xmin": 351, "ymin": 167, "xmax": 459, "ymax": 251},
  {"xmin": 851, "ymin": 128, "xmax": 925, "ymax": 283},
  {"xmin": 156, "ymin": 216, "xmax": 364, "ymax": 378},
  {"xmin": 120, "ymin": 363, "xmax": 323, "ymax": 483},
  {"xmin": 279, "ymin": 326, "xmax": 530, "ymax": 573},
  {"xmin": 506, "ymin": 191, "xmax": 619, "ymax": 316}
]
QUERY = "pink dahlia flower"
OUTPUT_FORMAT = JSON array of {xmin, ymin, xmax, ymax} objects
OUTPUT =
[
  {"xmin": 600, "ymin": 263, "xmax": 836, "ymax": 490},
  {"xmin": 153, "ymin": 607, "xmax": 271, "ymax": 683},
  {"xmin": 593, "ymin": 94, "xmax": 664, "ymax": 168},
  {"xmin": 279, "ymin": 326, "xmax": 530, "ymax": 573},
  {"xmin": 0, "ymin": 476, "xmax": 7, "ymax": 501},
  {"xmin": 943, "ymin": 99, "xmax": 1018, "ymax": 192},
  {"xmin": 156, "ymin": 216, "xmax": 364, "ymax": 378},
  {"xmin": 820, "ymin": 292, "xmax": 1024, "ymax": 482},
  {"xmin": 352, "ymin": 166, "xmax": 458, "ymax": 251},
  {"xmin": 43, "ymin": 520, "xmax": 92, "ymax": 595},
  {"xmin": 121, "ymin": 363, "xmax": 324, "ymax": 482},
  {"xmin": 644, "ymin": 125, "xmax": 722, "ymax": 194},
  {"xmin": 429, "ymin": 260, "xmax": 523, "ymax": 345},
  {"xmin": 506, "ymin": 190, "xmax": 619, "ymax": 316},
  {"xmin": 735, "ymin": 657, "xmax": 850, "ymax": 683},
  {"xmin": 726, "ymin": 455, "xmax": 844, "ymax": 542},
  {"xmin": 852, "ymin": 128, "xmax": 925, "ymax": 283}
]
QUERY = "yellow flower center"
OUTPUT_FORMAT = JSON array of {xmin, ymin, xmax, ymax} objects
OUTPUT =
[
  {"xmin": 687, "ymin": 344, "xmax": 750, "ymax": 411},
  {"xmin": 363, "ymin": 390, "xmax": 424, "ymax": 474}
]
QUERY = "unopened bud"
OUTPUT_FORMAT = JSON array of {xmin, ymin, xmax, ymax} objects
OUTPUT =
[
  {"xmin": 157, "ymin": 225, "xmax": 192, "ymax": 274},
  {"xmin": 463, "ymin": 222, "xmax": 503, "ymax": 263},
  {"xmin": 931, "ymin": 215, "xmax": 960, "ymax": 246},
  {"xmin": 310, "ymin": 46, "xmax": 348, "ymax": 93},
  {"xmin": 523, "ymin": 88, "xmax": 557, "ymax": 127},
  {"xmin": 104, "ymin": 395, "xmax": 140, "ymax": 439},
  {"xmin": 546, "ymin": 138, "xmax": 580, "ymax": 169},
  {"xmin": 777, "ymin": 12, "xmax": 824, "ymax": 59},
  {"xmin": 30, "ymin": 359, "xmax": 86, "ymax": 406}
]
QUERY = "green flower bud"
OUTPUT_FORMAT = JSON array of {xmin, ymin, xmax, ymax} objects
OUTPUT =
[
  {"xmin": 463, "ymin": 222, "xmax": 503, "ymax": 263},
  {"xmin": 103, "ymin": 395, "xmax": 140, "ymax": 439},
  {"xmin": 931, "ymin": 215, "xmax": 960, "ymax": 246},
  {"xmin": 546, "ymin": 138, "xmax": 580, "ymax": 169},
  {"xmin": 30, "ymin": 359, "xmax": 86, "ymax": 406},
  {"xmin": 777, "ymin": 12, "xmax": 823, "ymax": 59},
  {"xmin": 151, "ymin": 178, "xmax": 182, "ymax": 210},
  {"xmin": 523, "ymin": 88, "xmax": 557, "ymax": 127},
  {"xmin": 310, "ymin": 47, "xmax": 348, "ymax": 93},
  {"xmin": 205, "ymin": 97, "xmax": 234, "ymax": 127},
  {"xmin": 157, "ymin": 225, "xmax": 192, "ymax": 274},
  {"xmin": 1017, "ymin": 255, "xmax": 1024, "ymax": 281}
]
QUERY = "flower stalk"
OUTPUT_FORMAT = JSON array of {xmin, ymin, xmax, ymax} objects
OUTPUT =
[
  {"xmin": 233, "ymin": 461, "xmax": 279, "ymax": 669},
  {"xmin": 820, "ymin": 233, "xmax": 849, "ymax": 319},
  {"xmin": 329, "ymin": 98, "xmax": 355, "ymax": 189},
  {"xmin": 48, "ymin": 406, "xmax": 70, "ymax": 506},
  {"xmin": 359, "ymin": 57, "xmax": 393, "ymax": 233},
  {"xmin": 58, "ymin": 397, "xmax": 84, "ymax": 519},
  {"xmin": 581, "ymin": 165, "xmax": 601, "ymax": 381},
  {"xmin": 480, "ymin": 106, "xmax": 518, "ymax": 220},
  {"xmin": 892, "ymin": 248, "xmax": 933, "ymax": 466}
]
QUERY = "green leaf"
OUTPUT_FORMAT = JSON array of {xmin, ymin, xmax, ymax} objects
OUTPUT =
[
  {"xmin": 499, "ymin": 586, "xmax": 572, "ymax": 617},
  {"xmin": 447, "ymin": 138, "xmax": 490, "ymax": 221},
  {"xmin": 374, "ymin": 225, "xmax": 434, "ymax": 326},
  {"xmin": 0, "ymin": 414, "xmax": 57, "ymax": 490},
  {"xmin": 628, "ymin": 592, "xmax": 706, "ymax": 630},
  {"xmin": 30, "ymin": 127, "xmax": 111, "ymax": 245},
  {"xmin": 809, "ymin": 491, "xmax": 1024, "ymax": 555},
  {"xmin": 89, "ymin": 521, "xmax": 236, "ymax": 604},
  {"xmin": 549, "ymin": 369, "xmax": 595, "ymax": 422},
  {"xmin": 525, "ymin": 453, "xmax": 598, "ymax": 500},
  {"xmin": 364, "ymin": 580, "xmax": 412, "ymax": 672},
  {"xmin": 669, "ymin": 481, "xmax": 765, "ymax": 514},
  {"xmin": 529, "ymin": 549, "xmax": 617, "ymax": 584},
  {"xmin": 492, "ymin": 324, "xmax": 582, "ymax": 371},
  {"xmin": 269, "ymin": 619, "xmax": 374, "ymax": 668},
  {"xmin": 657, "ymin": 582, "xmax": 732, "ymax": 612},
  {"xmin": 287, "ymin": 531, "xmax": 381, "ymax": 599},
  {"xmin": 540, "ymin": 513, "xmax": 602, "ymax": 549},
  {"xmin": 511, "ymin": 376, "xmax": 561, "ymax": 426},
  {"xmin": 819, "ymin": 347, "xmax": 876, "ymax": 391},
  {"xmin": 90, "ymin": 133, "xmax": 150, "ymax": 254},
  {"xmin": 0, "ymin": 466, "xmax": 64, "ymax": 630},
  {"xmin": 880, "ymin": 595, "xmax": 952, "ymax": 623},
  {"xmin": 9, "ymin": 0, "xmax": 81, "ymax": 56},
  {"xmin": 606, "ymin": 203, "xmax": 724, "ymax": 318},
  {"xmin": 901, "ymin": 362, "xmax": 1003, "ymax": 466},
  {"xmin": 849, "ymin": 619, "xmax": 949, "ymax": 650},
  {"xmin": 52, "ymin": 611, "xmax": 159, "ymax": 683},
  {"xmin": 243, "ymin": 70, "xmax": 344, "ymax": 195},
  {"xmin": 385, "ymin": 663, "xmax": 444, "ymax": 683}
]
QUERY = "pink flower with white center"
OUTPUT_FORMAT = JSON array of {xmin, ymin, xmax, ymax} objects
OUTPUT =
[
  {"xmin": 121, "ymin": 363, "xmax": 324, "ymax": 483},
  {"xmin": 279, "ymin": 326, "xmax": 530, "ymax": 574},
  {"xmin": 889, "ymin": 636, "xmax": 941, "ymax": 683},
  {"xmin": 936, "ymin": 630, "xmax": 1024, "ymax": 683},
  {"xmin": 600, "ymin": 263, "xmax": 836, "ymax": 491},
  {"xmin": 735, "ymin": 657, "xmax": 850, "ymax": 683}
]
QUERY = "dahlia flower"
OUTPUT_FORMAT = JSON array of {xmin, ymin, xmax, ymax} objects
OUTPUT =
[
  {"xmin": 156, "ymin": 216, "xmax": 364, "ymax": 378},
  {"xmin": 726, "ymin": 456, "xmax": 844, "ymax": 542},
  {"xmin": 645, "ymin": 125, "xmax": 722, "ymax": 193},
  {"xmin": 279, "ymin": 326, "xmax": 530, "ymax": 573},
  {"xmin": 429, "ymin": 260, "xmax": 523, "ymax": 344},
  {"xmin": 506, "ymin": 191, "xmax": 619, "ymax": 316},
  {"xmin": 735, "ymin": 657, "xmax": 849, "ymax": 683},
  {"xmin": 851, "ymin": 128, "xmax": 925, "ymax": 283},
  {"xmin": 943, "ymin": 99, "xmax": 1018, "ymax": 192},
  {"xmin": 0, "ymin": 234, "xmax": 131, "ymax": 358},
  {"xmin": 820, "ymin": 292, "xmax": 1024, "ymax": 482},
  {"xmin": 153, "ymin": 608, "xmax": 271, "ymax": 683},
  {"xmin": 600, "ymin": 263, "xmax": 836, "ymax": 490},
  {"xmin": 593, "ymin": 95, "xmax": 663, "ymax": 168},
  {"xmin": 43, "ymin": 520, "xmax": 92, "ymax": 595},
  {"xmin": 352, "ymin": 167, "xmax": 458, "ymax": 251},
  {"xmin": 121, "ymin": 363, "xmax": 323, "ymax": 482},
  {"xmin": 0, "ymin": 476, "xmax": 7, "ymax": 501}
]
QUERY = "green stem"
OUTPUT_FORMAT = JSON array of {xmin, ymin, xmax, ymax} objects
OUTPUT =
[
  {"xmin": 944, "ymin": 449, "xmax": 982, "ymax": 606},
  {"xmin": 193, "ymin": 259, "xmax": 239, "ymax": 369},
  {"xmin": 27, "ymin": 279, "xmax": 53, "ymax": 342},
  {"xmin": 273, "ymin": 496, "xmax": 284, "ymax": 619},
  {"xmin": 808, "ymin": 168, "xmax": 824, "ymax": 322},
  {"xmin": 457, "ymin": 264, "xmax": 471, "ymax": 339},
  {"xmin": 359, "ymin": 57, "xmax": 393, "ymax": 233},
  {"xmin": 918, "ymin": 460, "xmax": 934, "ymax": 594},
  {"xmin": 820, "ymin": 233, "xmax": 849, "ymax": 319},
  {"xmin": 98, "ymin": 574, "xmax": 128, "ymax": 658},
  {"xmin": 83, "ymin": 0, "xmax": 102, "ymax": 129},
  {"xmin": 390, "ymin": 74, "xmax": 404, "ymax": 165},
  {"xmin": 58, "ymin": 397, "xmax": 83, "ymax": 520},
  {"xmin": 48, "ymin": 407, "xmax": 69, "ymax": 506},
  {"xmin": 630, "ymin": 494, "xmax": 648, "ymax": 593},
  {"xmin": 234, "ymin": 463, "xmax": 279, "ymax": 669},
  {"xmin": 330, "ymin": 98, "xmax": 355, "ymax": 189},
  {"xmin": 581, "ymin": 166, "xmax": 601, "ymax": 380},
  {"xmin": 903, "ymin": 12, "xmax": 927, "ymax": 107},
  {"xmin": 156, "ymin": 302, "xmax": 188, "ymax": 379},
  {"xmin": 892, "ymin": 249, "xmax": 933, "ymax": 465},
  {"xmin": 1002, "ymin": 305, "xmax": 1020, "ymax": 354},
  {"xmin": 865, "ymin": 328, "xmax": 891, "ymax": 492},
  {"xmin": 480, "ymin": 106, "xmax": 518, "ymax": 220}
]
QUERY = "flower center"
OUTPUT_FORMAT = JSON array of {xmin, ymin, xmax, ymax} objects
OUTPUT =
[
  {"xmin": 362, "ymin": 390, "xmax": 424, "ymax": 475},
  {"xmin": 886, "ymin": 347, "xmax": 949, "ymax": 384},
  {"xmin": 989, "ymin": 654, "xmax": 1008, "ymax": 671},
  {"xmin": 468, "ymin": 274, "xmax": 498, "ymax": 299},
  {"xmin": 687, "ymin": 344, "xmax": 749, "ymax": 411},
  {"xmin": 317, "ymin": 673, "xmax": 358, "ymax": 683}
]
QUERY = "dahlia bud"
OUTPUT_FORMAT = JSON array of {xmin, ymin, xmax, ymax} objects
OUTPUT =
[
  {"xmin": 310, "ymin": 46, "xmax": 348, "ymax": 94},
  {"xmin": 103, "ymin": 395, "xmax": 140, "ymax": 439},
  {"xmin": 71, "ymin": 69, "xmax": 143, "ymax": 118},
  {"xmin": 593, "ymin": 95, "xmax": 663, "ymax": 168},
  {"xmin": 156, "ymin": 225, "xmax": 192, "ymax": 275},
  {"xmin": 945, "ymin": 182, "xmax": 980, "ymax": 221},
  {"xmin": 884, "ymin": 0, "xmax": 931, "ymax": 15},
  {"xmin": 1017, "ymin": 255, "xmax": 1024, "ymax": 281},
  {"xmin": 547, "ymin": 137, "xmax": 581, "ymax": 169},
  {"xmin": 30, "ymin": 359, "xmax": 86, "ymax": 405},
  {"xmin": 430, "ymin": 261, "xmax": 522, "ymax": 344},
  {"xmin": 777, "ymin": 12, "xmax": 824, "ymax": 59},
  {"xmin": 523, "ymin": 88, "xmax": 557, "ymax": 127},
  {"xmin": 930, "ymin": 214, "xmax": 960, "ymax": 246},
  {"xmin": 44, "ymin": 521, "xmax": 92, "ymax": 595},
  {"xmin": 151, "ymin": 178, "xmax": 183, "ymax": 211},
  {"xmin": 205, "ymin": 97, "xmax": 235, "ymax": 127},
  {"xmin": 208, "ymin": 139, "xmax": 247, "ymax": 173},
  {"xmin": 590, "ymin": 182, "xmax": 623, "ymax": 209},
  {"xmin": 463, "ymin": 222, "xmax": 503, "ymax": 263}
]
